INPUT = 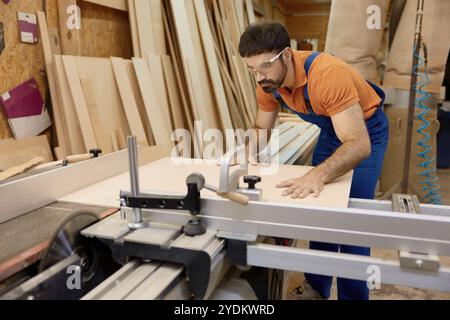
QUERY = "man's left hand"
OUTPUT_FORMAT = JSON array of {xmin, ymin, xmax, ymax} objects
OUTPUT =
[{"xmin": 276, "ymin": 170, "xmax": 325, "ymax": 199}]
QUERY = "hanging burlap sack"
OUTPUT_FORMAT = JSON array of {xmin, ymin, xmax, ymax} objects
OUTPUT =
[
  {"xmin": 325, "ymin": 0, "xmax": 389, "ymax": 84},
  {"xmin": 384, "ymin": 0, "xmax": 450, "ymax": 94}
]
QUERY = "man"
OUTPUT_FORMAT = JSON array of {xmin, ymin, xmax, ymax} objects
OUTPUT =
[{"xmin": 239, "ymin": 22, "xmax": 389, "ymax": 300}]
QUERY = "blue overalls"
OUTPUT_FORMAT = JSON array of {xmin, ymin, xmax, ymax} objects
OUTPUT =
[{"xmin": 273, "ymin": 52, "xmax": 389, "ymax": 300}]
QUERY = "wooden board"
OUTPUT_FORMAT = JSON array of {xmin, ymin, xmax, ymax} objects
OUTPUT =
[
  {"xmin": 161, "ymin": 55, "xmax": 186, "ymax": 130},
  {"xmin": 0, "ymin": 136, "xmax": 53, "ymax": 171},
  {"xmin": 124, "ymin": 60, "xmax": 156, "ymax": 146},
  {"xmin": 150, "ymin": 0, "xmax": 167, "ymax": 55},
  {"xmin": 162, "ymin": 8, "xmax": 194, "ymax": 134},
  {"xmin": 58, "ymin": 0, "xmax": 81, "ymax": 55},
  {"xmin": 61, "ymin": 55, "xmax": 98, "ymax": 151},
  {"xmin": 61, "ymin": 158, "xmax": 353, "ymax": 208},
  {"xmin": 222, "ymin": 0, "xmax": 242, "ymax": 50},
  {"xmin": 37, "ymin": 11, "xmax": 68, "ymax": 156},
  {"xmin": 245, "ymin": 0, "xmax": 256, "ymax": 24},
  {"xmin": 233, "ymin": 0, "xmax": 245, "ymax": 33},
  {"xmin": 259, "ymin": 123, "xmax": 311, "ymax": 163},
  {"xmin": 53, "ymin": 55, "xmax": 86, "ymax": 155},
  {"xmin": 110, "ymin": 57, "xmax": 149, "ymax": 147},
  {"xmin": 212, "ymin": 0, "xmax": 254, "ymax": 128},
  {"xmin": 0, "ymin": 157, "xmax": 44, "ymax": 182},
  {"xmin": 80, "ymin": 78, "xmax": 115, "ymax": 152},
  {"xmin": 127, "ymin": 0, "xmax": 141, "ymax": 57},
  {"xmin": 193, "ymin": 0, "xmax": 233, "ymax": 131},
  {"xmin": 0, "ymin": 146, "xmax": 168, "ymax": 224},
  {"xmin": 73, "ymin": 56, "xmax": 132, "ymax": 154},
  {"xmin": 0, "ymin": 150, "xmax": 128, "ymax": 224},
  {"xmin": 146, "ymin": 53, "xmax": 173, "ymax": 132},
  {"xmin": 169, "ymin": 0, "xmax": 221, "ymax": 130},
  {"xmin": 277, "ymin": 126, "xmax": 320, "ymax": 165},
  {"xmin": 82, "ymin": 0, "xmax": 128, "ymax": 11},
  {"xmin": 132, "ymin": 58, "xmax": 172, "ymax": 147},
  {"xmin": 134, "ymin": 0, "xmax": 155, "ymax": 54}
]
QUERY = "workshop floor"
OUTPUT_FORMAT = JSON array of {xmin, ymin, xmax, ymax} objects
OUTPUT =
[{"xmin": 285, "ymin": 168, "xmax": 450, "ymax": 300}]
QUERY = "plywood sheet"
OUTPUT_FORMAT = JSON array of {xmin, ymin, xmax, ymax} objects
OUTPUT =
[
  {"xmin": 111, "ymin": 57, "xmax": 149, "ymax": 147},
  {"xmin": 124, "ymin": 61, "xmax": 156, "ymax": 146},
  {"xmin": 61, "ymin": 158, "xmax": 353, "ymax": 208},
  {"xmin": 74, "ymin": 56, "xmax": 132, "ymax": 153},
  {"xmin": 53, "ymin": 55, "xmax": 85, "ymax": 155},
  {"xmin": 127, "ymin": 0, "xmax": 141, "ymax": 57},
  {"xmin": 0, "ymin": 136, "xmax": 53, "ymax": 171},
  {"xmin": 146, "ymin": 53, "xmax": 173, "ymax": 132},
  {"xmin": 37, "ymin": 11, "xmax": 68, "ymax": 153},
  {"xmin": 132, "ymin": 58, "xmax": 172, "ymax": 147},
  {"xmin": 150, "ymin": 0, "xmax": 167, "ymax": 55},
  {"xmin": 160, "ymin": 55, "xmax": 185, "ymax": 131},
  {"xmin": 61, "ymin": 55, "xmax": 98, "ymax": 151},
  {"xmin": 134, "ymin": 0, "xmax": 155, "ymax": 54}
]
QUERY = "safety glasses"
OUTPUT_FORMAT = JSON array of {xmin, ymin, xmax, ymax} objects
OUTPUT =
[{"xmin": 246, "ymin": 48, "xmax": 287, "ymax": 76}]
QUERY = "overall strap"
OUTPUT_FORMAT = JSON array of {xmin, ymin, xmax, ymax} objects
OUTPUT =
[
  {"xmin": 303, "ymin": 51, "xmax": 321, "ymax": 102},
  {"xmin": 272, "ymin": 91, "xmax": 286, "ymax": 107},
  {"xmin": 272, "ymin": 51, "xmax": 321, "ymax": 108}
]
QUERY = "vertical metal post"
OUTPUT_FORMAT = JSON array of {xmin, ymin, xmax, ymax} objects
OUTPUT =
[{"xmin": 127, "ymin": 136, "xmax": 148, "ymax": 230}]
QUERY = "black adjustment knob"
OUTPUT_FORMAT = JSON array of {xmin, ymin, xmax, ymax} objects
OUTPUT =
[
  {"xmin": 244, "ymin": 176, "xmax": 262, "ymax": 190},
  {"xmin": 89, "ymin": 148, "xmax": 103, "ymax": 158}
]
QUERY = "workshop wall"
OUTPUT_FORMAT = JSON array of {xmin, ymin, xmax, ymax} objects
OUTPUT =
[
  {"xmin": 78, "ymin": 1, "xmax": 132, "ymax": 58},
  {"xmin": 286, "ymin": 14, "xmax": 329, "ymax": 52},
  {"xmin": 0, "ymin": 0, "xmax": 133, "ymax": 140},
  {"xmin": 0, "ymin": 0, "xmax": 47, "ymax": 139}
]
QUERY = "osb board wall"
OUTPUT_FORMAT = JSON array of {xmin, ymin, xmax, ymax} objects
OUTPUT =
[
  {"xmin": 0, "ymin": 0, "xmax": 48, "ymax": 139},
  {"xmin": 78, "ymin": 1, "xmax": 132, "ymax": 58},
  {"xmin": 0, "ymin": 0, "xmax": 132, "ymax": 140}
]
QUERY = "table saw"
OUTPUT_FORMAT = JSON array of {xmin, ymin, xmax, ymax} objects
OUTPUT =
[{"xmin": 1, "ymin": 138, "xmax": 450, "ymax": 300}]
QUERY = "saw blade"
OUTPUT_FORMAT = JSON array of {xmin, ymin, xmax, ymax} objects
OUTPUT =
[
  {"xmin": 39, "ymin": 211, "xmax": 98, "ymax": 272},
  {"xmin": 38, "ymin": 211, "xmax": 119, "ymax": 293}
]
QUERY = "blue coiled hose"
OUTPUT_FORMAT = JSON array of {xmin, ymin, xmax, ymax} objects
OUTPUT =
[{"xmin": 413, "ymin": 44, "xmax": 442, "ymax": 204}]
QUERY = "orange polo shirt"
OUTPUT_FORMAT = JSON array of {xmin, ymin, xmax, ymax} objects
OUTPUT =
[{"xmin": 256, "ymin": 50, "xmax": 381, "ymax": 119}]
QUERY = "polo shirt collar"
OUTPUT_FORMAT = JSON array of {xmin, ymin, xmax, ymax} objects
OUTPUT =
[{"xmin": 279, "ymin": 50, "xmax": 307, "ymax": 95}]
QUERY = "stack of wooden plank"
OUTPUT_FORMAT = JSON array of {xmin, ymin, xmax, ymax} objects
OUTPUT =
[
  {"xmin": 259, "ymin": 120, "xmax": 320, "ymax": 165},
  {"xmin": 37, "ymin": 1, "xmax": 319, "ymax": 166},
  {"xmin": 159, "ymin": 0, "xmax": 259, "ymax": 131},
  {"xmin": 37, "ymin": 0, "xmax": 262, "ymax": 159},
  {"xmin": 38, "ymin": 8, "xmax": 174, "ymax": 158}
]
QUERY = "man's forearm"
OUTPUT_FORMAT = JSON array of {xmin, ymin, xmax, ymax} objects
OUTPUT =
[{"xmin": 312, "ymin": 139, "xmax": 371, "ymax": 184}]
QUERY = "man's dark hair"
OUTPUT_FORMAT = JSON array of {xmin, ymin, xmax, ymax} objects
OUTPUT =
[{"xmin": 238, "ymin": 22, "xmax": 291, "ymax": 58}]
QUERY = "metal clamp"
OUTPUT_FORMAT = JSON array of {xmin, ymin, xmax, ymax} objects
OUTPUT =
[
  {"xmin": 121, "ymin": 171, "xmax": 206, "ymax": 237},
  {"xmin": 392, "ymin": 193, "xmax": 440, "ymax": 272}
]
